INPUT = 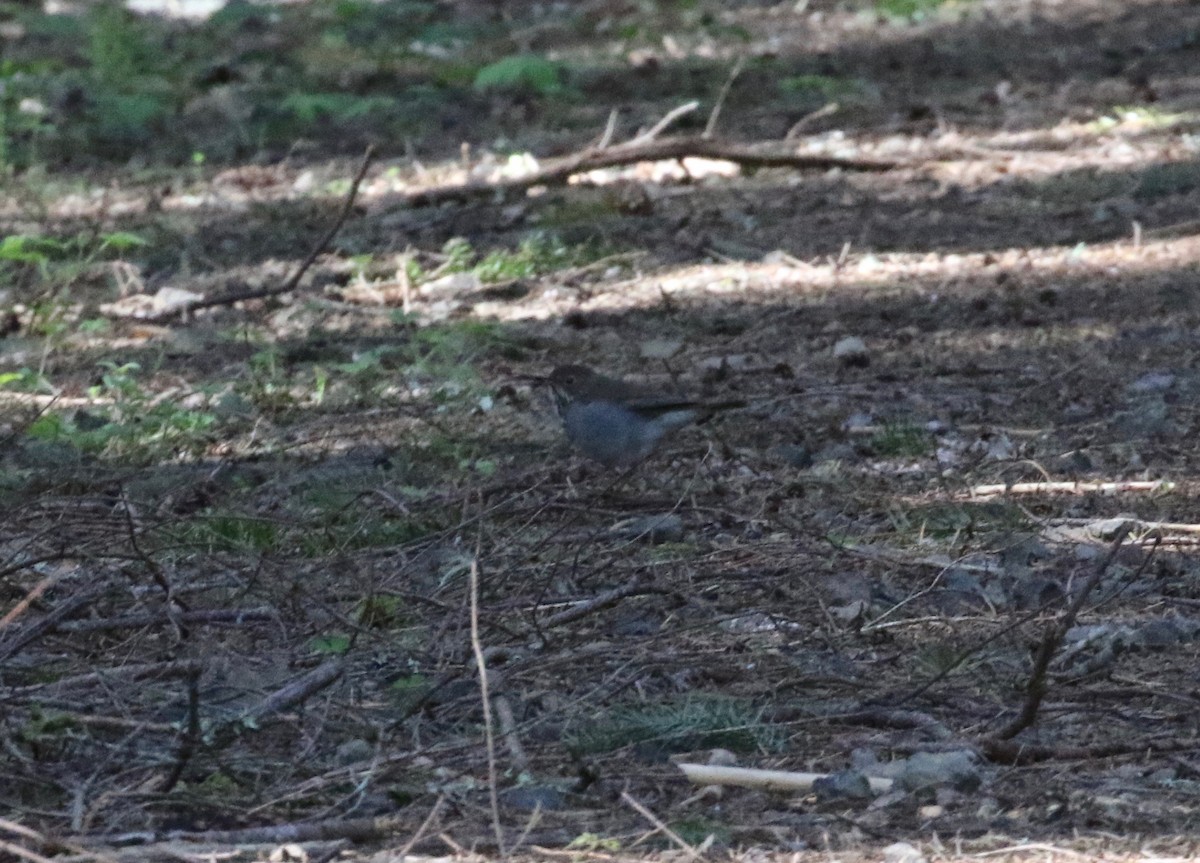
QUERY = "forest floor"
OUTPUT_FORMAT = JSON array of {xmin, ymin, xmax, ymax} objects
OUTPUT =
[{"xmin": 4, "ymin": 0, "xmax": 1200, "ymax": 860}]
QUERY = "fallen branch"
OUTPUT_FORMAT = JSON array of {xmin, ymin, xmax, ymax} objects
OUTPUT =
[
  {"xmin": 1045, "ymin": 515, "xmax": 1200, "ymax": 536},
  {"xmin": 243, "ymin": 658, "xmax": 345, "ymax": 724},
  {"xmin": 981, "ymin": 733, "xmax": 1197, "ymax": 765},
  {"xmin": 535, "ymin": 575, "xmax": 652, "ymax": 629},
  {"xmin": 991, "ymin": 524, "xmax": 1137, "ymax": 741},
  {"xmin": 6, "ymin": 659, "xmax": 203, "ymax": 697},
  {"xmin": 195, "ymin": 658, "xmax": 346, "ymax": 756},
  {"xmin": 0, "ymin": 587, "xmax": 109, "ymax": 661},
  {"xmin": 56, "ymin": 606, "xmax": 277, "ymax": 634},
  {"xmin": 627, "ymin": 101, "xmax": 699, "ymax": 147},
  {"xmin": 80, "ymin": 815, "xmax": 406, "ymax": 850},
  {"xmin": 148, "ymin": 146, "xmax": 376, "ymax": 320},
  {"xmin": 961, "ymin": 480, "xmax": 1173, "ymax": 499},
  {"xmin": 469, "ymin": 557, "xmax": 505, "ymax": 856},
  {"xmin": 54, "ymin": 840, "xmax": 348, "ymax": 863},
  {"xmin": 704, "ymin": 58, "xmax": 745, "ymax": 138},
  {"xmin": 676, "ymin": 763, "xmax": 893, "ymax": 794},
  {"xmin": 157, "ymin": 667, "xmax": 202, "ymax": 793},
  {"xmin": 401, "ymin": 135, "xmax": 899, "ymax": 208}
]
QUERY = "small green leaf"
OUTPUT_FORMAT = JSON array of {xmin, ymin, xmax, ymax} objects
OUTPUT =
[
  {"xmin": 310, "ymin": 634, "xmax": 352, "ymax": 655},
  {"xmin": 27, "ymin": 413, "xmax": 68, "ymax": 439},
  {"xmin": 99, "ymin": 231, "xmax": 148, "ymax": 253},
  {"xmin": 473, "ymin": 55, "xmax": 563, "ymax": 95}
]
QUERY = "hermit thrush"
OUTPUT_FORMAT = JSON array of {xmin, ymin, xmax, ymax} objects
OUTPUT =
[{"xmin": 544, "ymin": 364, "xmax": 743, "ymax": 467}]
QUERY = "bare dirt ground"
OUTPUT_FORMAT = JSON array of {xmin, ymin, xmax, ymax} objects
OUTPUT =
[{"xmin": 5, "ymin": 0, "xmax": 1200, "ymax": 860}]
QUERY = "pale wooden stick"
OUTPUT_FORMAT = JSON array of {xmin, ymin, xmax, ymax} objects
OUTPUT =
[
  {"xmin": 676, "ymin": 763, "xmax": 893, "ymax": 793},
  {"xmin": 961, "ymin": 480, "xmax": 1173, "ymax": 499}
]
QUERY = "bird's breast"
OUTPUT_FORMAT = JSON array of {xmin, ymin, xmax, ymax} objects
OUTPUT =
[{"xmin": 562, "ymin": 400, "xmax": 667, "ymax": 466}]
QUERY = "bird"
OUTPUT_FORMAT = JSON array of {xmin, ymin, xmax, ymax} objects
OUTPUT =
[{"xmin": 543, "ymin": 364, "xmax": 743, "ymax": 467}]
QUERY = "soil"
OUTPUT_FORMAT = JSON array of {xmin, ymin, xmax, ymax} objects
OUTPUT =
[{"xmin": 4, "ymin": 0, "xmax": 1200, "ymax": 859}]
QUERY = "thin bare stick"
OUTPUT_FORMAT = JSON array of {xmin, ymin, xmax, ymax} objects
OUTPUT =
[
  {"xmin": 0, "ymin": 389, "xmax": 61, "ymax": 452},
  {"xmin": 398, "ymin": 248, "xmax": 414, "ymax": 314},
  {"xmin": 786, "ymin": 102, "xmax": 839, "ymax": 139},
  {"xmin": 627, "ymin": 101, "xmax": 700, "ymax": 146},
  {"xmin": 57, "ymin": 606, "xmax": 276, "ymax": 634},
  {"xmin": 993, "ymin": 524, "xmax": 1135, "ymax": 741},
  {"xmin": 1044, "ymin": 516, "xmax": 1200, "ymax": 535},
  {"xmin": 0, "ymin": 839, "xmax": 54, "ymax": 863},
  {"xmin": 536, "ymin": 576, "xmax": 651, "ymax": 629},
  {"xmin": 620, "ymin": 792, "xmax": 703, "ymax": 861},
  {"xmin": 677, "ymin": 763, "xmax": 893, "ymax": 793},
  {"xmin": 244, "ymin": 658, "xmax": 345, "ymax": 724},
  {"xmin": 85, "ymin": 815, "xmax": 409, "ymax": 848},
  {"xmin": 402, "ymin": 135, "xmax": 896, "ymax": 207},
  {"xmin": 895, "ymin": 603, "xmax": 1058, "ymax": 705},
  {"xmin": 0, "ymin": 573, "xmax": 78, "ymax": 633},
  {"xmin": 597, "ymin": 108, "xmax": 619, "ymax": 149},
  {"xmin": 0, "ymin": 821, "xmax": 45, "ymax": 845},
  {"xmin": 507, "ymin": 804, "xmax": 543, "ymax": 858},
  {"xmin": 961, "ymin": 479, "xmax": 1172, "ymax": 499},
  {"xmin": 395, "ymin": 797, "xmax": 445, "ymax": 859},
  {"xmin": 704, "ymin": 56, "xmax": 745, "ymax": 139},
  {"xmin": 7, "ymin": 660, "xmax": 203, "ymax": 697},
  {"xmin": 982, "ymin": 731, "xmax": 1197, "ymax": 765},
  {"xmin": 151, "ymin": 146, "xmax": 375, "ymax": 319},
  {"xmin": 469, "ymin": 557, "xmax": 505, "ymax": 856},
  {"xmin": 1, "ymin": 819, "xmax": 121, "ymax": 863},
  {"xmin": 156, "ymin": 666, "xmax": 202, "ymax": 793},
  {"xmin": 492, "ymin": 695, "xmax": 530, "ymax": 774}
]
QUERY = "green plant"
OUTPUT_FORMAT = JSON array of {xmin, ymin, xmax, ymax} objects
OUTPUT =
[
  {"xmin": 389, "ymin": 673, "xmax": 432, "ymax": 713},
  {"xmin": 428, "ymin": 231, "xmax": 607, "ymax": 285},
  {"xmin": 164, "ymin": 490, "xmax": 435, "ymax": 557},
  {"xmin": 0, "ymin": 230, "xmax": 146, "ymax": 267},
  {"xmin": 0, "ymin": 368, "xmax": 51, "ymax": 392},
  {"xmin": 567, "ymin": 696, "xmax": 781, "ymax": 756},
  {"xmin": 474, "ymin": 232, "xmax": 564, "ymax": 281},
  {"xmin": 913, "ymin": 640, "xmax": 977, "ymax": 676},
  {"xmin": 869, "ymin": 421, "xmax": 932, "ymax": 457},
  {"xmin": 94, "ymin": 361, "xmax": 215, "ymax": 457},
  {"xmin": 441, "ymin": 236, "xmax": 474, "ymax": 272},
  {"xmin": 17, "ymin": 707, "xmax": 78, "ymax": 758},
  {"xmin": 1087, "ymin": 106, "xmax": 1194, "ymax": 134},
  {"xmin": 567, "ymin": 834, "xmax": 622, "ymax": 853},
  {"xmin": 76, "ymin": 3, "xmax": 179, "ymax": 150},
  {"xmin": 164, "ymin": 511, "xmax": 282, "ymax": 554},
  {"xmin": 887, "ymin": 501, "xmax": 1028, "ymax": 542},
  {"xmin": 281, "ymin": 92, "xmax": 398, "ymax": 124},
  {"xmin": 0, "ymin": 229, "xmax": 149, "ymax": 374},
  {"xmin": 0, "ymin": 233, "xmax": 64, "ymax": 275},
  {"xmin": 671, "ymin": 818, "xmax": 731, "ymax": 848},
  {"xmin": 23, "ymin": 362, "xmax": 216, "ymax": 461},
  {"xmin": 328, "ymin": 0, "xmax": 439, "ymax": 47},
  {"xmin": 473, "ymin": 54, "xmax": 563, "ymax": 95},
  {"xmin": 242, "ymin": 348, "xmax": 298, "ymax": 413},
  {"xmin": 875, "ymin": 0, "xmax": 966, "ymax": 21},
  {"xmin": 0, "ymin": 62, "xmax": 55, "ymax": 171},
  {"xmin": 311, "ymin": 634, "xmax": 352, "ymax": 655},
  {"xmin": 779, "ymin": 74, "xmax": 870, "ymax": 102},
  {"xmin": 355, "ymin": 595, "xmax": 408, "ymax": 628},
  {"xmin": 88, "ymin": 2, "xmax": 160, "ymax": 86}
]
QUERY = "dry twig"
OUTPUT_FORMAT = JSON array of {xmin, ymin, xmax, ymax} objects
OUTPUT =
[
  {"xmin": 402, "ymin": 135, "xmax": 898, "ymax": 207},
  {"xmin": 469, "ymin": 557, "xmax": 505, "ymax": 856},
  {"xmin": 148, "ymin": 146, "xmax": 376, "ymax": 320},
  {"xmin": 992, "ymin": 523, "xmax": 1138, "ymax": 742},
  {"xmin": 704, "ymin": 57, "xmax": 745, "ymax": 138}
]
